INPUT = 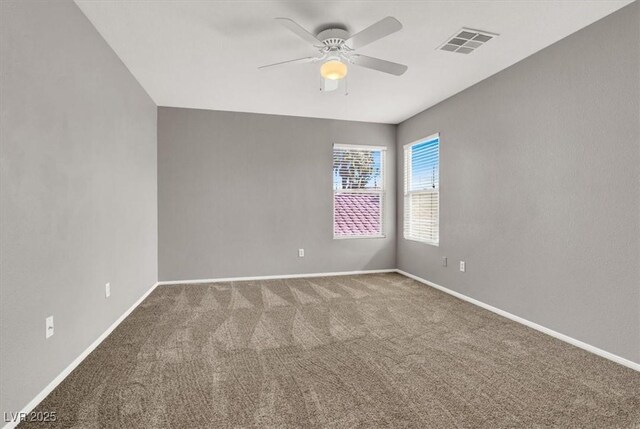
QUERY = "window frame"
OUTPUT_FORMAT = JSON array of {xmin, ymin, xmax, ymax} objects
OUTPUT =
[
  {"xmin": 332, "ymin": 143, "xmax": 386, "ymax": 240},
  {"xmin": 403, "ymin": 133, "xmax": 440, "ymax": 246}
]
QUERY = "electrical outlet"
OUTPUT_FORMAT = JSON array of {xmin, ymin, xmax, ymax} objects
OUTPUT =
[
  {"xmin": 105, "ymin": 282, "xmax": 111, "ymax": 298},
  {"xmin": 298, "ymin": 248, "xmax": 304, "ymax": 258},
  {"xmin": 442, "ymin": 257, "xmax": 448, "ymax": 267},
  {"xmin": 46, "ymin": 316, "xmax": 54, "ymax": 339},
  {"xmin": 459, "ymin": 261, "xmax": 466, "ymax": 272}
]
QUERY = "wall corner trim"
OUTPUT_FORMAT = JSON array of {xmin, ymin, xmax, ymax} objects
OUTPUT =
[
  {"xmin": 395, "ymin": 269, "xmax": 640, "ymax": 372},
  {"xmin": 2, "ymin": 281, "xmax": 160, "ymax": 429}
]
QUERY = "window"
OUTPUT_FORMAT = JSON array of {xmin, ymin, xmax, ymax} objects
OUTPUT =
[
  {"xmin": 333, "ymin": 144, "xmax": 386, "ymax": 238},
  {"xmin": 404, "ymin": 134, "xmax": 439, "ymax": 245}
]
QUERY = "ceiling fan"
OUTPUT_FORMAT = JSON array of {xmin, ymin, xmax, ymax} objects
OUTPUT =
[{"xmin": 259, "ymin": 17, "xmax": 408, "ymax": 92}]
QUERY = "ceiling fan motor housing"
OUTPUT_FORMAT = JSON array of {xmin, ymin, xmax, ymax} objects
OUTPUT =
[{"xmin": 317, "ymin": 28, "xmax": 350, "ymax": 48}]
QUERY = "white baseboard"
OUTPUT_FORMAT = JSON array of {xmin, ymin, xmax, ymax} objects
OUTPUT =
[
  {"xmin": 2, "ymin": 282, "xmax": 160, "ymax": 429},
  {"xmin": 157, "ymin": 269, "xmax": 396, "ymax": 286},
  {"xmin": 6, "ymin": 267, "xmax": 636, "ymax": 429},
  {"xmin": 4, "ymin": 269, "xmax": 395, "ymax": 429},
  {"xmin": 395, "ymin": 269, "xmax": 640, "ymax": 372}
]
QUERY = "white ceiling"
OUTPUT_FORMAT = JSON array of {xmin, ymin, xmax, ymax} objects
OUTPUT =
[{"xmin": 75, "ymin": 0, "xmax": 632, "ymax": 124}]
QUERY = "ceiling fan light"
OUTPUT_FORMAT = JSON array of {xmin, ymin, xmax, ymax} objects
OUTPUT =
[{"xmin": 320, "ymin": 60, "xmax": 348, "ymax": 80}]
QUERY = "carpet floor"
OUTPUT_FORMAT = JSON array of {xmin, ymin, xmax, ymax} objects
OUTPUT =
[{"xmin": 21, "ymin": 273, "xmax": 640, "ymax": 428}]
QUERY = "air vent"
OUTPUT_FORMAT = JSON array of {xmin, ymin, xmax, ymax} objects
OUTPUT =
[{"xmin": 438, "ymin": 28, "xmax": 498, "ymax": 54}]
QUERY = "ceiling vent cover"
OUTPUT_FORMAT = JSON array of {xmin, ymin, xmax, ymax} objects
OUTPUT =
[{"xmin": 439, "ymin": 28, "xmax": 498, "ymax": 54}]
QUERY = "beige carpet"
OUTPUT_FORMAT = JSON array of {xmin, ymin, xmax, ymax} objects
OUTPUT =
[{"xmin": 21, "ymin": 273, "xmax": 640, "ymax": 428}]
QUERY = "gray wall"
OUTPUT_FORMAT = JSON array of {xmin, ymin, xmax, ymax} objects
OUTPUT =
[
  {"xmin": 397, "ymin": 2, "xmax": 640, "ymax": 364},
  {"xmin": 1, "ymin": 0, "xmax": 158, "ymax": 416},
  {"xmin": 158, "ymin": 107, "xmax": 396, "ymax": 281}
]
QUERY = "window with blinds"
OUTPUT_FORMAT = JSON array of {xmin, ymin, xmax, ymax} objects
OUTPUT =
[
  {"xmin": 404, "ymin": 134, "xmax": 439, "ymax": 245},
  {"xmin": 333, "ymin": 144, "xmax": 386, "ymax": 239}
]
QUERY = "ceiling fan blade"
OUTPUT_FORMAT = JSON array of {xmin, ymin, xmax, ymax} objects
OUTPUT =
[
  {"xmin": 351, "ymin": 54, "xmax": 407, "ymax": 76},
  {"xmin": 276, "ymin": 17, "xmax": 323, "ymax": 46},
  {"xmin": 322, "ymin": 79, "xmax": 339, "ymax": 92},
  {"xmin": 259, "ymin": 56, "xmax": 317, "ymax": 70},
  {"xmin": 345, "ymin": 17, "xmax": 402, "ymax": 50}
]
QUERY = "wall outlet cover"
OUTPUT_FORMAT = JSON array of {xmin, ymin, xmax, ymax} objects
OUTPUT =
[
  {"xmin": 298, "ymin": 249, "xmax": 304, "ymax": 257},
  {"xmin": 46, "ymin": 316, "xmax": 54, "ymax": 339},
  {"xmin": 459, "ymin": 261, "xmax": 466, "ymax": 272}
]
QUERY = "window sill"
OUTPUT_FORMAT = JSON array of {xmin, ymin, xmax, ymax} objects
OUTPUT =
[
  {"xmin": 334, "ymin": 235, "xmax": 386, "ymax": 240},
  {"xmin": 404, "ymin": 236, "xmax": 439, "ymax": 247}
]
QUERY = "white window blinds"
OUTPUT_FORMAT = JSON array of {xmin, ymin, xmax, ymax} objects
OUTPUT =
[
  {"xmin": 404, "ymin": 134, "xmax": 439, "ymax": 245},
  {"xmin": 333, "ymin": 144, "xmax": 386, "ymax": 238}
]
